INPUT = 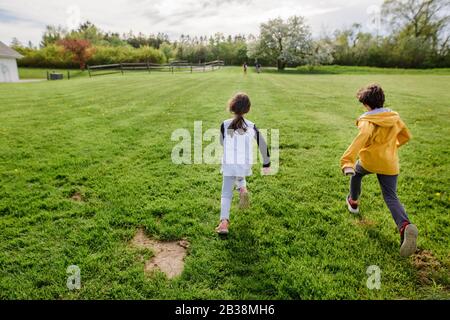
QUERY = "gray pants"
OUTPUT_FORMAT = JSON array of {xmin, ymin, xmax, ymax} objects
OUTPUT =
[
  {"xmin": 350, "ymin": 162, "xmax": 410, "ymax": 230},
  {"xmin": 220, "ymin": 176, "xmax": 246, "ymax": 221}
]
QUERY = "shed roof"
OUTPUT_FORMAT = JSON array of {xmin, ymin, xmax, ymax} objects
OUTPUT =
[{"xmin": 0, "ymin": 41, "xmax": 24, "ymax": 59}]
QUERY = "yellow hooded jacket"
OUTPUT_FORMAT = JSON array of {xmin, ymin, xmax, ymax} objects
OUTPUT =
[{"xmin": 340, "ymin": 109, "xmax": 411, "ymax": 175}]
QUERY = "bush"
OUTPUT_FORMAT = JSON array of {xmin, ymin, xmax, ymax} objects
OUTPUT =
[
  {"xmin": 17, "ymin": 45, "xmax": 76, "ymax": 68},
  {"xmin": 17, "ymin": 45, "xmax": 166, "ymax": 69},
  {"xmin": 131, "ymin": 46, "xmax": 165, "ymax": 64}
]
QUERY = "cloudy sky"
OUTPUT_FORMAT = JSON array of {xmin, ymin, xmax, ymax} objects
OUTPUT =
[{"xmin": 0, "ymin": 0, "xmax": 384, "ymax": 45}]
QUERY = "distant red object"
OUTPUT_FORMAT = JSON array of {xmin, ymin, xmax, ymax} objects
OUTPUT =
[{"xmin": 58, "ymin": 39, "xmax": 95, "ymax": 70}]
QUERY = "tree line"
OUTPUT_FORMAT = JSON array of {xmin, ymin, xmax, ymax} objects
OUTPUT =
[{"xmin": 11, "ymin": 0, "xmax": 450, "ymax": 70}]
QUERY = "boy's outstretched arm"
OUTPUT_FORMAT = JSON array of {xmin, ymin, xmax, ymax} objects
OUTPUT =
[
  {"xmin": 397, "ymin": 120, "xmax": 412, "ymax": 147},
  {"xmin": 254, "ymin": 125, "xmax": 271, "ymax": 168},
  {"xmin": 340, "ymin": 121, "xmax": 374, "ymax": 171}
]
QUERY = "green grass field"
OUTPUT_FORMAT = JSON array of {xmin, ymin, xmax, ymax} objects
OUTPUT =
[
  {"xmin": 18, "ymin": 65, "xmax": 450, "ymax": 80},
  {"xmin": 1, "ymin": 67, "xmax": 449, "ymax": 299},
  {"xmin": 18, "ymin": 68, "xmax": 89, "ymax": 80}
]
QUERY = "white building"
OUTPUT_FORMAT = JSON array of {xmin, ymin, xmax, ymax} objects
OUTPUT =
[{"xmin": 0, "ymin": 41, "xmax": 23, "ymax": 83}]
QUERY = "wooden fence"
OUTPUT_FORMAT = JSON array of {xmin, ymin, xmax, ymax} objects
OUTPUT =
[{"xmin": 87, "ymin": 60, "xmax": 224, "ymax": 77}]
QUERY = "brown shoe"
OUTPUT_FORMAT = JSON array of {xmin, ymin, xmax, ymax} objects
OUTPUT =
[{"xmin": 215, "ymin": 220, "xmax": 229, "ymax": 235}]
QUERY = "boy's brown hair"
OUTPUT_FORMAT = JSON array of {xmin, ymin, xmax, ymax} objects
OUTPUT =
[{"xmin": 357, "ymin": 84, "xmax": 385, "ymax": 109}]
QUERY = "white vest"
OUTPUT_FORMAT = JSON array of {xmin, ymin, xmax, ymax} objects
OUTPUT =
[{"xmin": 221, "ymin": 118, "xmax": 256, "ymax": 177}]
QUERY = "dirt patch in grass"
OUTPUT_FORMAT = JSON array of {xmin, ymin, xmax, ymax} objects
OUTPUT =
[
  {"xmin": 412, "ymin": 249, "xmax": 445, "ymax": 286},
  {"xmin": 353, "ymin": 217, "xmax": 377, "ymax": 228},
  {"xmin": 130, "ymin": 228, "xmax": 189, "ymax": 279},
  {"xmin": 70, "ymin": 192, "xmax": 84, "ymax": 202}
]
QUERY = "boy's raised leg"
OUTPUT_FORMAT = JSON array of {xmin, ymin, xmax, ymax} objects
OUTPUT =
[{"xmin": 347, "ymin": 162, "xmax": 370, "ymax": 213}]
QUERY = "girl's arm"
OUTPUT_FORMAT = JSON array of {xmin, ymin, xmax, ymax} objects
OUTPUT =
[
  {"xmin": 220, "ymin": 123, "xmax": 225, "ymax": 146},
  {"xmin": 254, "ymin": 125, "xmax": 271, "ymax": 168},
  {"xmin": 340, "ymin": 120, "xmax": 374, "ymax": 171}
]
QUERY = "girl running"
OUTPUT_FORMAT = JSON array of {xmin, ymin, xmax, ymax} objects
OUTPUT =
[{"xmin": 216, "ymin": 93, "xmax": 271, "ymax": 235}]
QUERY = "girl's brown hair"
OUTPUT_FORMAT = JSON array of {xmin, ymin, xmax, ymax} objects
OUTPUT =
[
  {"xmin": 228, "ymin": 92, "xmax": 251, "ymax": 132},
  {"xmin": 357, "ymin": 84, "xmax": 385, "ymax": 109}
]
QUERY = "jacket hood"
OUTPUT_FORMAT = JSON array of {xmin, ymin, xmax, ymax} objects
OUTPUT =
[{"xmin": 358, "ymin": 108, "xmax": 400, "ymax": 128}]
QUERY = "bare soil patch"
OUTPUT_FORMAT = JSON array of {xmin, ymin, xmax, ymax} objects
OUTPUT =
[
  {"xmin": 130, "ymin": 228, "xmax": 188, "ymax": 279},
  {"xmin": 412, "ymin": 249, "xmax": 443, "ymax": 286},
  {"xmin": 353, "ymin": 217, "xmax": 377, "ymax": 228},
  {"xmin": 70, "ymin": 192, "xmax": 84, "ymax": 202}
]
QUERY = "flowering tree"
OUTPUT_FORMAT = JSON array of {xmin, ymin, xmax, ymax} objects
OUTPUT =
[
  {"xmin": 58, "ymin": 39, "xmax": 95, "ymax": 70},
  {"xmin": 304, "ymin": 40, "xmax": 334, "ymax": 69},
  {"xmin": 249, "ymin": 16, "xmax": 313, "ymax": 70}
]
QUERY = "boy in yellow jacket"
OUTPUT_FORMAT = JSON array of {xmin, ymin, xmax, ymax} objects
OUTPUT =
[{"xmin": 341, "ymin": 84, "xmax": 418, "ymax": 257}]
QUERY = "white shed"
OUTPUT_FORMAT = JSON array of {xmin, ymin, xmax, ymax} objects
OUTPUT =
[{"xmin": 0, "ymin": 41, "xmax": 23, "ymax": 83}]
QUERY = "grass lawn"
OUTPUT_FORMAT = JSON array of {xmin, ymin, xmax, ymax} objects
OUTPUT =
[
  {"xmin": 295, "ymin": 65, "xmax": 450, "ymax": 75},
  {"xmin": 18, "ymin": 68, "xmax": 89, "ymax": 80},
  {"xmin": 1, "ymin": 67, "xmax": 449, "ymax": 299}
]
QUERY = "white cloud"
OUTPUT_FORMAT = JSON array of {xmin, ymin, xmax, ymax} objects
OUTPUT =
[{"xmin": 0, "ymin": 0, "xmax": 383, "ymax": 45}]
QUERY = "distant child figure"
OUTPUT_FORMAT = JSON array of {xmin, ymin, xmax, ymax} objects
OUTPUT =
[
  {"xmin": 243, "ymin": 62, "xmax": 248, "ymax": 74},
  {"xmin": 216, "ymin": 93, "xmax": 271, "ymax": 235},
  {"xmin": 256, "ymin": 63, "xmax": 262, "ymax": 73},
  {"xmin": 340, "ymin": 84, "xmax": 418, "ymax": 257}
]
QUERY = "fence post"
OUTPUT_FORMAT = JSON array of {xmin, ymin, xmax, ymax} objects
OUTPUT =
[
  {"xmin": 46, "ymin": 71, "xmax": 49, "ymax": 80},
  {"xmin": 191, "ymin": 66, "xmax": 193, "ymax": 73},
  {"xmin": 67, "ymin": 70, "xmax": 70, "ymax": 80},
  {"xmin": 120, "ymin": 63, "xmax": 124, "ymax": 75},
  {"xmin": 147, "ymin": 62, "xmax": 151, "ymax": 73},
  {"xmin": 172, "ymin": 66, "xmax": 174, "ymax": 74}
]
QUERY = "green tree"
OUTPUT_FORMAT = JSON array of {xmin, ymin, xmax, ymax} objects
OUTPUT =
[
  {"xmin": 70, "ymin": 21, "xmax": 104, "ymax": 44},
  {"xmin": 382, "ymin": 0, "xmax": 450, "ymax": 53},
  {"xmin": 160, "ymin": 42, "xmax": 174, "ymax": 62},
  {"xmin": 41, "ymin": 25, "xmax": 67, "ymax": 48},
  {"xmin": 10, "ymin": 37, "xmax": 22, "ymax": 48}
]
